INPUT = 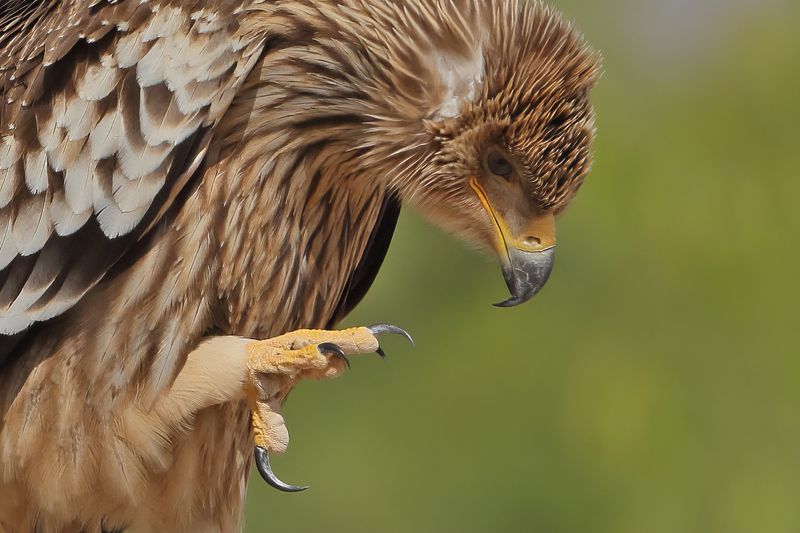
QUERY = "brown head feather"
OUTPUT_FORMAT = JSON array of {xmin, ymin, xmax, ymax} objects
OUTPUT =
[{"xmin": 236, "ymin": 0, "xmax": 600, "ymax": 250}]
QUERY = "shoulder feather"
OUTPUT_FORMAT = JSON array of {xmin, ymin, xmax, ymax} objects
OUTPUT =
[{"xmin": 0, "ymin": 0, "xmax": 264, "ymax": 334}]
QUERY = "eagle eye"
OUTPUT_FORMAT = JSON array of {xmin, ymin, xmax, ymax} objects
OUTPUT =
[{"xmin": 487, "ymin": 149, "xmax": 513, "ymax": 179}]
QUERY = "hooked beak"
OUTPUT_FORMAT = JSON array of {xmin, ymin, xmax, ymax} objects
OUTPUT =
[{"xmin": 469, "ymin": 178, "xmax": 556, "ymax": 307}]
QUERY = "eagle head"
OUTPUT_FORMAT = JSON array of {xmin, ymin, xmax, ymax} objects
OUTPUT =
[{"xmin": 365, "ymin": 2, "xmax": 601, "ymax": 307}]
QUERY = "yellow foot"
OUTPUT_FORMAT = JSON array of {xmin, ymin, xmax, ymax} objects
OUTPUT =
[{"xmin": 245, "ymin": 324, "xmax": 413, "ymax": 492}]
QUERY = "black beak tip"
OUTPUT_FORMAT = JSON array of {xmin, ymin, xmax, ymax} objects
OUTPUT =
[
  {"xmin": 495, "ymin": 247, "xmax": 555, "ymax": 308},
  {"xmin": 493, "ymin": 295, "xmax": 529, "ymax": 308}
]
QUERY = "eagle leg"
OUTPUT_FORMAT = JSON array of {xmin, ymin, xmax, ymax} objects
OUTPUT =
[{"xmin": 245, "ymin": 324, "xmax": 413, "ymax": 492}]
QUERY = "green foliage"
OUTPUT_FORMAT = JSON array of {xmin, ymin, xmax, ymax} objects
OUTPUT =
[{"xmin": 246, "ymin": 3, "xmax": 800, "ymax": 531}]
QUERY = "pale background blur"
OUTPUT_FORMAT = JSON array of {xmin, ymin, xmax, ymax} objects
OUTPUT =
[{"xmin": 245, "ymin": 0, "xmax": 800, "ymax": 531}]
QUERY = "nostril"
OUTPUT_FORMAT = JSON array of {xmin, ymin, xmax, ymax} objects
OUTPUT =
[{"xmin": 524, "ymin": 236, "xmax": 541, "ymax": 247}]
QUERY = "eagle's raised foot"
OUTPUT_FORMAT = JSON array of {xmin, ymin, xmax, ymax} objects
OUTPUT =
[{"xmin": 245, "ymin": 324, "xmax": 412, "ymax": 492}]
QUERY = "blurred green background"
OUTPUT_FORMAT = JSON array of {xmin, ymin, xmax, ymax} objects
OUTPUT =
[{"xmin": 246, "ymin": 1, "xmax": 800, "ymax": 531}]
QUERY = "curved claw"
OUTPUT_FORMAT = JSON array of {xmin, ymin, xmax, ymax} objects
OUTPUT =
[
  {"xmin": 254, "ymin": 446, "xmax": 308, "ymax": 493},
  {"xmin": 376, "ymin": 346, "xmax": 387, "ymax": 358},
  {"xmin": 367, "ymin": 324, "xmax": 415, "ymax": 346},
  {"xmin": 318, "ymin": 342, "xmax": 350, "ymax": 369}
]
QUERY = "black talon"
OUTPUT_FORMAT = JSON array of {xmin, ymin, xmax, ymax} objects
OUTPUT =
[
  {"xmin": 376, "ymin": 346, "xmax": 387, "ymax": 358},
  {"xmin": 318, "ymin": 342, "xmax": 350, "ymax": 369},
  {"xmin": 254, "ymin": 446, "xmax": 308, "ymax": 493},
  {"xmin": 367, "ymin": 323, "xmax": 415, "ymax": 351}
]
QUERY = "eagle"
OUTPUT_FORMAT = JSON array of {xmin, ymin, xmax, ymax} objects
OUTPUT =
[{"xmin": 0, "ymin": 0, "xmax": 599, "ymax": 531}]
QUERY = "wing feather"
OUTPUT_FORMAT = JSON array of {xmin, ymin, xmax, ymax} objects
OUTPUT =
[{"xmin": 0, "ymin": 0, "xmax": 264, "ymax": 335}]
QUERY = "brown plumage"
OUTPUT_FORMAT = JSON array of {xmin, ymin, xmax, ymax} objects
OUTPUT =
[{"xmin": 0, "ymin": 1, "xmax": 599, "ymax": 531}]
